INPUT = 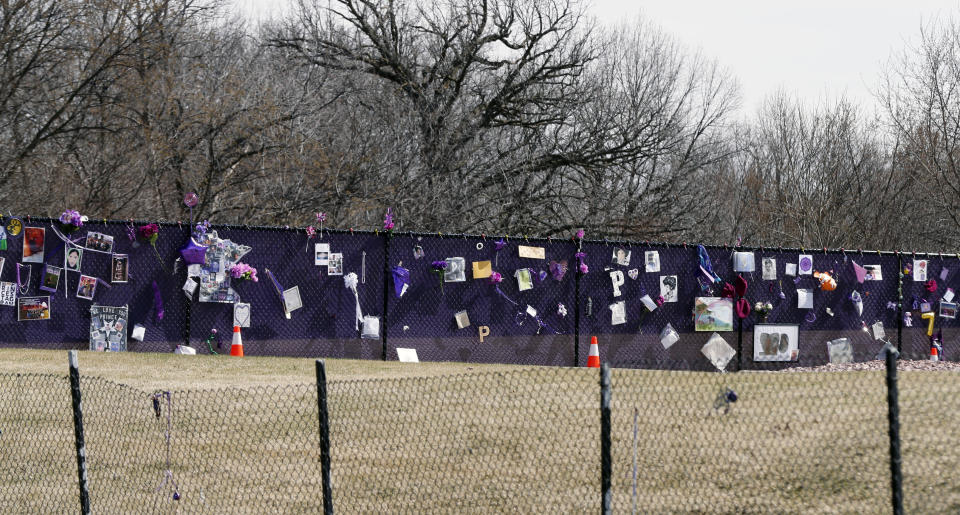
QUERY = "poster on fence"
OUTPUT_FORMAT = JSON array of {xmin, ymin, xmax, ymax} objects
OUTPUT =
[
  {"xmin": 89, "ymin": 305, "xmax": 128, "ymax": 352},
  {"xmin": 753, "ymin": 324, "xmax": 799, "ymax": 361}
]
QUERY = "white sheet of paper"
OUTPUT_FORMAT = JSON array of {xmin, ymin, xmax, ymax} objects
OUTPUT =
[
  {"xmin": 526, "ymin": 305, "xmax": 538, "ymax": 318},
  {"xmin": 182, "ymin": 278, "xmax": 198, "ymax": 299},
  {"xmin": 610, "ymin": 301, "xmax": 626, "ymax": 325},
  {"xmin": 315, "ymin": 243, "xmax": 330, "ymax": 266},
  {"xmin": 518, "ymin": 245, "xmax": 545, "ymax": 259},
  {"xmin": 640, "ymin": 294, "xmax": 658, "ymax": 312},
  {"xmin": 397, "ymin": 347, "xmax": 419, "ymax": 362},
  {"xmin": 361, "ymin": 316, "xmax": 380, "ymax": 339},
  {"xmin": 797, "ymin": 288, "xmax": 813, "ymax": 309},
  {"xmin": 187, "ymin": 264, "xmax": 202, "ymax": 277},
  {"xmin": 785, "ymin": 263, "xmax": 797, "ymax": 276},
  {"xmin": 234, "ymin": 302, "xmax": 251, "ymax": 328},
  {"xmin": 131, "ymin": 324, "xmax": 146, "ymax": 341},
  {"xmin": 944, "ymin": 288, "xmax": 956, "ymax": 303}
]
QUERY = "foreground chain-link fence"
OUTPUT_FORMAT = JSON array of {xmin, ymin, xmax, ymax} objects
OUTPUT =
[{"xmin": 6, "ymin": 349, "xmax": 960, "ymax": 513}]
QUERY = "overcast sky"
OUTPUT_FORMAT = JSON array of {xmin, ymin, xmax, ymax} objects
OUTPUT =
[{"xmin": 235, "ymin": 0, "xmax": 960, "ymax": 115}]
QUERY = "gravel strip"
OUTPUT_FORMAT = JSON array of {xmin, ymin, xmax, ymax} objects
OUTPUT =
[{"xmin": 782, "ymin": 359, "xmax": 960, "ymax": 372}]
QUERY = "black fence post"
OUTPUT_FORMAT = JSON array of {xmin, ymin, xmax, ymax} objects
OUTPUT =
[
  {"xmin": 884, "ymin": 344, "xmax": 904, "ymax": 515},
  {"xmin": 67, "ymin": 350, "xmax": 91, "ymax": 515},
  {"xmin": 381, "ymin": 232, "xmax": 391, "ymax": 361},
  {"xmin": 736, "ymin": 317, "xmax": 743, "ymax": 372},
  {"xmin": 896, "ymin": 253, "xmax": 903, "ymax": 357},
  {"xmin": 316, "ymin": 359, "xmax": 334, "ymax": 515},
  {"xmin": 600, "ymin": 362, "xmax": 611, "ymax": 515},
  {"xmin": 574, "ymin": 254, "xmax": 581, "ymax": 367}
]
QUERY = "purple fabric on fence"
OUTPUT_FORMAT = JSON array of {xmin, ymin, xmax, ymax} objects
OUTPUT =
[
  {"xmin": 188, "ymin": 229, "xmax": 384, "ymax": 359},
  {"xmin": 385, "ymin": 235, "xmax": 576, "ymax": 365},
  {"xmin": 0, "ymin": 221, "xmax": 188, "ymax": 352}
]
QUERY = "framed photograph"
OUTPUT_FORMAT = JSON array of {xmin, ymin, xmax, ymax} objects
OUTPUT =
[
  {"xmin": 914, "ymin": 259, "xmax": 928, "ymax": 281},
  {"xmin": 753, "ymin": 324, "xmax": 800, "ymax": 361},
  {"xmin": 327, "ymin": 253, "xmax": 343, "ymax": 275},
  {"xmin": 0, "ymin": 282, "xmax": 15, "ymax": 306},
  {"xmin": 22, "ymin": 227, "xmax": 45, "ymax": 263},
  {"xmin": 17, "ymin": 296, "xmax": 50, "ymax": 321},
  {"xmin": 798, "ymin": 254, "xmax": 813, "ymax": 275},
  {"xmin": 39, "ymin": 265, "xmax": 62, "ymax": 293},
  {"xmin": 84, "ymin": 231, "xmax": 114, "ymax": 254},
  {"xmin": 694, "ymin": 297, "xmax": 733, "ymax": 332},
  {"xmin": 659, "ymin": 275, "xmax": 678, "ymax": 303},
  {"xmin": 65, "ymin": 247, "xmax": 83, "ymax": 272},
  {"xmin": 77, "ymin": 275, "xmax": 97, "ymax": 300},
  {"xmin": 110, "ymin": 254, "xmax": 128, "ymax": 283},
  {"xmin": 444, "ymin": 257, "xmax": 466, "ymax": 282},
  {"xmin": 612, "ymin": 248, "xmax": 631, "ymax": 266}
]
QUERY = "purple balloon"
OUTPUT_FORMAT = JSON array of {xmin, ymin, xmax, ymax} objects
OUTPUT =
[
  {"xmin": 180, "ymin": 238, "xmax": 208, "ymax": 265},
  {"xmin": 183, "ymin": 192, "xmax": 199, "ymax": 208}
]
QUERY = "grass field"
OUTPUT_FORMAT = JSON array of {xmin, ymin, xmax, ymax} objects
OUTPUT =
[{"xmin": 2, "ymin": 348, "xmax": 960, "ymax": 513}]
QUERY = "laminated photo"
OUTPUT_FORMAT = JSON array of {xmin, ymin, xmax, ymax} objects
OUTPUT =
[
  {"xmin": 660, "ymin": 275, "xmax": 678, "ymax": 303},
  {"xmin": 84, "ymin": 231, "xmax": 114, "ymax": 254},
  {"xmin": 455, "ymin": 310, "xmax": 471, "ymax": 329},
  {"xmin": 644, "ymin": 251, "xmax": 660, "ymax": 272},
  {"xmin": 234, "ymin": 302, "xmax": 251, "ymax": 328},
  {"xmin": 515, "ymin": 268, "xmax": 533, "ymax": 291},
  {"xmin": 694, "ymin": 297, "xmax": 733, "ymax": 332},
  {"xmin": 18, "ymin": 296, "xmax": 50, "ymax": 321},
  {"xmin": 0, "ymin": 282, "xmax": 16, "ymax": 306},
  {"xmin": 612, "ymin": 248, "xmax": 631, "ymax": 266},
  {"xmin": 827, "ymin": 338, "xmax": 854, "ymax": 364},
  {"xmin": 22, "ymin": 227, "xmax": 45, "ymax": 263},
  {"xmin": 327, "ymin": 253, "xmax": 344, "ymax": 276},
  {"xmin": 940, "ymin": 301, "xmax": 957, "ymax": 319},
  {"xmin": 111, "ymin": 254, "xmax": 128, "ymax": 283},
  {"xmin": 798, "ymin": 254, "xmax": 813, "ymax": 275},
  {"xmin": 761, "ymin": 258, "xmax": 777, "ymax": 280},
  {"xmin": 89, "ymin": 305, "xmax": 128, "ymax": 352},
  {"xmin": 65, "ymin": 247, "xmax": 83, "ymax": 272},
  {"xmin": 518, "ymin": 245, "xmax": 545, "ymax": 259},
  {"xmin": 913, "ymin": 259, "xmax": 928, "ymax": 282},
  {"xmin": 315, "ymin": 243, "xmax": 330, "ymax": 266},
  {"xmin": 610, "ymin": 301, "xmax": 626, "ymax": 325},
  {"xmin": 863, "ymin": 265, "xmax": 883, "ymax": 281},
  {"xmin": 444, "ymin": 257, "xmax": 466, "ymax": 282},
  {"xmin": 77, "ymin": 275, "xmax": 97, "ymax": 300},
  {"xmin": 39, "ymin": 265, "xmax": 62, "ymax": 293},
  {"xmin": 733, "ymin": 252, "xmax": 755, "ymax": 272}
]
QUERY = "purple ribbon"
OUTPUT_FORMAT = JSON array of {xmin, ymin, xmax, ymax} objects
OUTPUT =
[{"xmin": 153, "ymin": 281, "xmax": 164, "ymax": 321}]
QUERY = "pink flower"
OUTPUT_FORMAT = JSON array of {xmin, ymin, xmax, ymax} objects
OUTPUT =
[{"xmin": 306, "ymin": 226, "xmax": 316, "ymax": 238}]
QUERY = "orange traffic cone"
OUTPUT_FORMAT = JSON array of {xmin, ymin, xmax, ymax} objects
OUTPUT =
[
  {"xmin": 230, "ymin": 326, "xmax": 244, "ymax": 357},
  {"xmin": 931, "ymin": 346, "xmax": 939, "ymax": 362},
  {"xmin": 587, "ymin": 336, "xmax": 600, "ymax": 368}
]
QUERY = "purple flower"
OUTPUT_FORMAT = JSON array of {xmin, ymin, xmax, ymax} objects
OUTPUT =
[
  {"xmin": 579, "ymin": 262, "xmax": 589, "ymax": 274},
  {"xmin": 59, "ymin": 209, "xmax": 83, "ymax": 227},
  {"xmin": 431, "ymin": 260, "xmax": 448, "ymax": 271},
  {"xmin": 384, "ymin": 207, "xmax": 394, "ymax": 230},
  {"xmin": 494, "ymin": 238, "xmax": 507, "ymax": 251},
  {"xmin": 887, "ymin": 301, "xmax": 897, "ymax": 310},
  {"xmin": 489, "ymin": 272, "xmax": 503, "ymax": 284},
  {"xmin": 574, "ymin": 252, "xmax": 586, "ymax": 259},
  {"xmin": 316, "ymin": 212, "xmax": 327, "ymax": 224},
  {"xmin": 306, "ymin": 226, "xmax": 316, "ymax": 238},
  {"xmin": 576, "ymin": 229, "xmax": 584, "ymax": 240},
  {"xmin": 230, "ymin": 262, "xmax": 258, "ymax": 282}
]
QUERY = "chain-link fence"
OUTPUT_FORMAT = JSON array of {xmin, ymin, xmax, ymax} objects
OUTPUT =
[{"xmin": 7, "ymin": 350, "xmax": 960, "ymax": 513}]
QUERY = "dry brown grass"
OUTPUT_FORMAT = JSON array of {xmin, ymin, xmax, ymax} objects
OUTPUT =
[{"xmin": 2, "ymin": 348, "xmax": 959, "ymax": 513}]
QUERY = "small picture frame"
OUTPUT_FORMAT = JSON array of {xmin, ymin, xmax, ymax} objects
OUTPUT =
[
  {"xmin": 110, "ymin": 254, "xmax": 128, "ymax": 283},
  {"xmin": 315, "ymin": 243, "xmax": 330, "ymax": 266},
  {"xmin": 77, "ymin": 275, "xmax": 98, "ymax": 300},
  {"xmin": 282, "ymin": 286, "xmax": 303, "ymax": 313},
  {"xmin": 65, "ymin": 247, "xmax": 83, "ymax": 272},
  {"xmin": 39, "ymin": 265, "xmax": 62, "ymax": 293},
  {"xmin": 644, "ymin": 251, "xmax": 660, "ymax": 273},
  {"xmin": 18, "ymin": 296, "xmax": 50, "ymax": 321}
]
